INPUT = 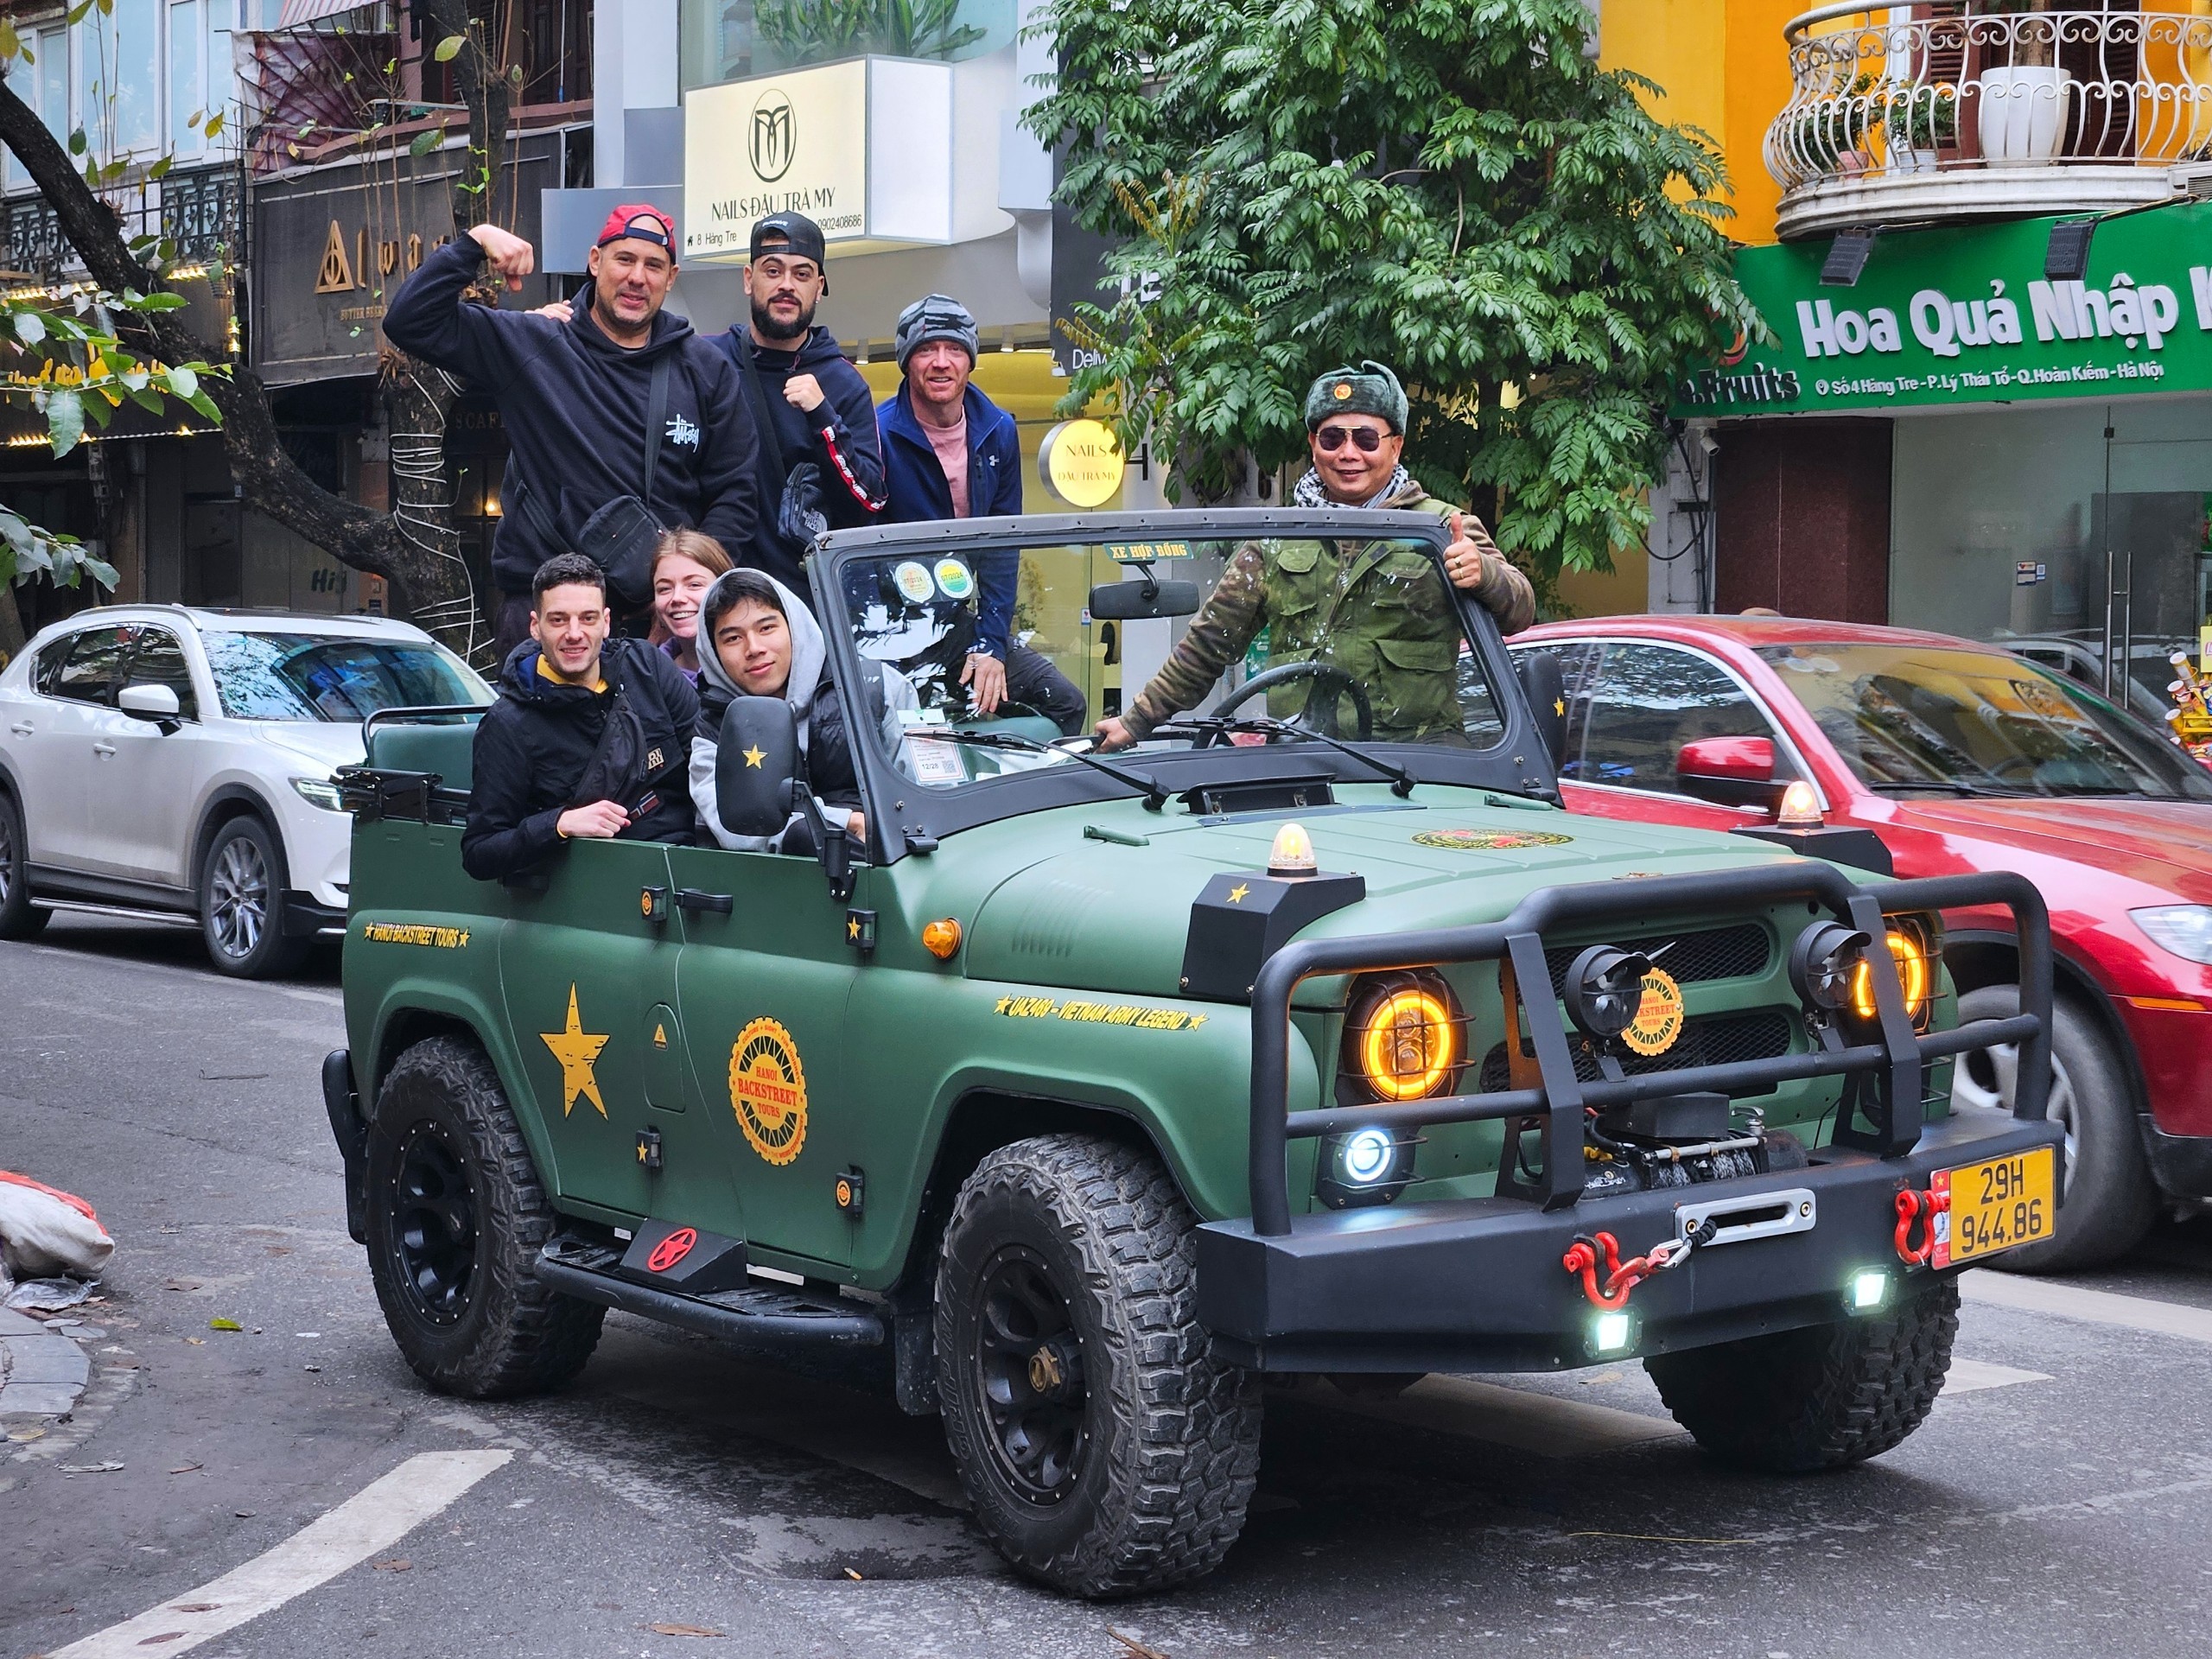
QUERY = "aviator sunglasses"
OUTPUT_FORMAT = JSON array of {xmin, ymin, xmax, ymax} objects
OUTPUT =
[{"xmin": 1315, "ymin": 424, "xmax": 1387, "ymax": 453}]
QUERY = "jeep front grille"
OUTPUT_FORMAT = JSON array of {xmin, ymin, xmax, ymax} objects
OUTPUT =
[
  {"xmin": 1478, "ymin": 1007, "xmax": 1796, "ymax": 1090},
  {"xmin": 1539, "ymin": 923, "xmax": 1770, "ymax": 996}
]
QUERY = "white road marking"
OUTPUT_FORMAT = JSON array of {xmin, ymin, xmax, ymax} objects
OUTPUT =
[
  {"xmin": 1961, "ymin": 1268, "xmax": 2212, "ymax": 1345},
  {"xmin": 1312, "ymin": 1375, "xmax": 1687, "ymax": 1457},
  {"xmin": 48, "ymin": 1449, "xmax": 510, "ymax": 1658},
  {"xmin": 1942, "ymin": 1357, "xmax": 2050, "ymax": 1394}
]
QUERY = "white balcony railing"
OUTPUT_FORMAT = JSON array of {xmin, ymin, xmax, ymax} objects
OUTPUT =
[{"xmin": 1768, "ymin": 3, "xmax": 2212, "ymax": 238}]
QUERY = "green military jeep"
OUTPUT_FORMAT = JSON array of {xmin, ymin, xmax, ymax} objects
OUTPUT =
[{"xmin": 325, "ymin": 510, "xmax": 2061, "ymax": 1598}]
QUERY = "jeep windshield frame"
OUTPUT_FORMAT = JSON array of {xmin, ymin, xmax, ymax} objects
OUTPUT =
[{"xmin": 809, "ymin": 508, "xmax": 1557, "ymax": 863}]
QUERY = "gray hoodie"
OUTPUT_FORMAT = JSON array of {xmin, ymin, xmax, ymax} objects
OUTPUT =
[{"xmin": 689, "ymin": 570, "xmax": 918, "ymax": 851}]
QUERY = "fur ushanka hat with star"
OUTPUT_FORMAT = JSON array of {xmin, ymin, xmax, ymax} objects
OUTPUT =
[{"xmin": 1303, "ymin": 360, "xmax": 1409, "ymax": 434}]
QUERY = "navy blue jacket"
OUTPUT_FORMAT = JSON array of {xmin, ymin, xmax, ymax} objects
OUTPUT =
[
  {"xmin": 878, "ymin": 381, "xmax": 1021, "ymax": 658},
  {"xmin": 384, "ymin": 238, "xmax": 761, "ymax": 597},
  {"xmin": 461, "ymin": 637, "xmax": 699, "ymax": 881}
]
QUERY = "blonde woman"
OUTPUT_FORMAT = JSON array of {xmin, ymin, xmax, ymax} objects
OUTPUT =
[{"xmin": 651, "ymin": 529, "xmax": 734, "ymax": 683}]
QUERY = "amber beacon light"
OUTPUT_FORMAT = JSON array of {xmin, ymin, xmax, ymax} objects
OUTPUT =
[{"xmin": 922, "ymin": 918, "xmax": 963, "ymax": 960}]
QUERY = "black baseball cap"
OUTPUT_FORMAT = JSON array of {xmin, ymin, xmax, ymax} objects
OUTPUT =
[{"xmin": 751, "ymin": 213, "xmax": 827, "ymax": 267}]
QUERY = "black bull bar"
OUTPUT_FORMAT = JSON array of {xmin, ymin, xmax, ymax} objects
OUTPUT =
[{"xmin": 1197, "ymin": 865, "xmax": 2055, "ymax": 1371}]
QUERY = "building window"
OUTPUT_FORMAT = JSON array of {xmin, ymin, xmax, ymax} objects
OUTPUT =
[
  {"xmin": 171, "ymin": 0, "xmax": 207, "ymax": 159},
  {"xmin": 76, "ymin": 0, "xmax": 162, "ymax": 158}
]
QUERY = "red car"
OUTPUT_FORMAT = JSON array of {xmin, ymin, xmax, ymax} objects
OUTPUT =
[{"xmin": 1513, "ymin": 614, "xmax": 2212, "ymax": 1269}]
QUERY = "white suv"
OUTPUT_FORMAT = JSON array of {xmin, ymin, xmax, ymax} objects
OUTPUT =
[{"xmin": 0, "ymin": 607, "xmax": 491, "ymax": 976}]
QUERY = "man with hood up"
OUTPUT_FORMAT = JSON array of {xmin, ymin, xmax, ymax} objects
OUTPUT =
[
  {"xmin": 383, "ymin": 205, "xmax": 761, "ymax": 661},
  {"xmin": 690, "ymin": 569, "xmax": 918, "ymax": 854}
]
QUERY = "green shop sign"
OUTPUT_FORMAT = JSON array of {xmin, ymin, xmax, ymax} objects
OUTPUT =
[{"xmin": 1675, "ymin": 200, "xmax": 2212, "ymax": 417}]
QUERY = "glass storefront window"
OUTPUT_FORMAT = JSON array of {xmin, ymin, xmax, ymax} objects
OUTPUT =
[
  {"xmin": 1890, "ymin": 396, "xmax": 2212, "ymax": 719},
  {"xmin": 679, "ymin": 0, "xmax": 1015, "ymax": 90}
]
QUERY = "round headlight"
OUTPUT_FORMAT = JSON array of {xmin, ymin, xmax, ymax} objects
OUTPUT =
[
  {"xmin": 1851, "ymin": 928, "xmax": 1931, "ymax": 1026},
  {"xmin": 1339, "ymin": 1126, "xmax": 1397, "ymax": 1184},
  {"xmin": 1344, "ymin": 972, "xmax": 1464, "ymax": 1103}
]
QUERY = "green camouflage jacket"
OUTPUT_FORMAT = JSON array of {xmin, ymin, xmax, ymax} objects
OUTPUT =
[{"xmin": 1120, "ymin": 485, "xmax": 1536, "ymax": 744}]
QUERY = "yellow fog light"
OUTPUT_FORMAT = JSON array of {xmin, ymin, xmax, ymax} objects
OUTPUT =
[
  {"xmin": 1344, "ymin": 973, "xmax": 1464, "ymax": 1103},
  {"xmin": 1850, "ymin": 928, "xmax": 1930, "ymax": 1026}
]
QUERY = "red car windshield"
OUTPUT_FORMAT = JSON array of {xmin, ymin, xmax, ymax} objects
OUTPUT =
[{"xmin": 1758, "ymin": 641, "xmax": 2212, "ymax": 802}]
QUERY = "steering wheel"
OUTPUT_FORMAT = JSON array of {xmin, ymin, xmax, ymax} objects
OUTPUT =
[{"xmin": 1211, "ymin": 661, "xmax": 1373, "ymax": 741}]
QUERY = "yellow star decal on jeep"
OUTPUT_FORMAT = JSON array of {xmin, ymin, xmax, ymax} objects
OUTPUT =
[
  {"xmin": 1226, "ymin": 882, "xmax": 1249, "ymax": 904},
  {"xmin": 848, "ymin": 916, "xmax": 861, "ymax": 940},
  {"xmin": 742, "ymin": 745, "xmax": 767, "ymax": 768},
  {"xmin": 540, "ymin": 984, "xmax": 610, "ymax": 1119}
]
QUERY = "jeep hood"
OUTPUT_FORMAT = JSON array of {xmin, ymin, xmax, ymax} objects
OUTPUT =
[{"xmin": 957, "ymin": 789, "xmax": 1803, "ymax": 997}]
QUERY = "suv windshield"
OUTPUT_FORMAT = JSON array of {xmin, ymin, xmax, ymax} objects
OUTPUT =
[
  {"xmin": 830, "ymin": 534, "xmax": 1505, "ymax": 792},
  {"xmin": 202, "ymin": 632, "xmax": 491, "ymax": 721},
  {"xmin": 1759, "ymin": 640, "xmax": 2212, "ymax": 801}
]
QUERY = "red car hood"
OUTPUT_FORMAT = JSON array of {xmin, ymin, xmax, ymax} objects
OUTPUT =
[{"xmin": 1885, "ymin": 795, "xmax": 2212, "ymax": 901}]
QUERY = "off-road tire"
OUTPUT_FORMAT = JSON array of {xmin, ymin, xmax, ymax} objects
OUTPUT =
[
  {"xmin": 199, "ymin": 815, "xmax": 310, "ymax": 979},
  {"xmin": 0, "ymin": 788, "xmax": 48, "ymax": 939},
  {"xmin": 1645, "ymin": 1276, "xmax": 1959, "ymax": 1472},
  {"xmin": 934, "ymin": 1134, "xmax": 1262, "ymax": 1598},
  {"xmin": 1955, "ymin": 985, "xmax": 2156, "ymax": 1271},
  {"xmin": 365, "ymin": 1034, "xmax": 603, "ymax": 1398}
]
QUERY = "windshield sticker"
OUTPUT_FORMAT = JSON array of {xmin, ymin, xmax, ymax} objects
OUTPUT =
[
  {"xmin": 1106, "ymin": 541, "xmax": 1193, "ymax": 564},
  {"xmin": 1412, "ymin": 829, "xmax": 1574, "ymax": 850},
  {"xmin": 934, "ymin": 559, "xmax": 975, "ymax": 600},
  {"xmin": 893, "ymin": 561, "xmax": 936, "ymax": 604},
  {"xmin": 729, "ymin": 1018, "xmax": 808, "ymax": 1166},
  {"xmin": 906, "ymin": 731, "xmax": 965, "ymax": 783},
  {"xmin": 995, "ymin": 995, "xmax": 1210, "ymax": 1031},
  {"xmin": 360, "ymin": 920, "xmax": 470, "ymax": 948},
  {"xmin": 1622, "ymin": 969, "xmax": 1686, "ymax": 1058}
]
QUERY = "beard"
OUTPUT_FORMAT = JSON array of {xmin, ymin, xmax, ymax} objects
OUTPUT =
[{"xmin": 751, "ymin": 294, "xmax": 816, "ymax": 344}]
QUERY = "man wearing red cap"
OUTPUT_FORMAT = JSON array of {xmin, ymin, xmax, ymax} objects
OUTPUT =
[{"xmin": 385, "ymin": 204, "xmax": 761, "ymax": 663}]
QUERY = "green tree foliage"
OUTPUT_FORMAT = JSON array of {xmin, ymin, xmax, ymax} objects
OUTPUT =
[
  {"xmin": 756, "ymin": 0, "xmax": 987, "ymax": 66},
  {"xmin": 1026, "ymin": 0, "xmax": 1760, "ymax": 582}
]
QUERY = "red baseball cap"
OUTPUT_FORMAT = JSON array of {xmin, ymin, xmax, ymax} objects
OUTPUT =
[{"xmin": 596, "ymin": 203, "xmax": 677, "ymax": 254}]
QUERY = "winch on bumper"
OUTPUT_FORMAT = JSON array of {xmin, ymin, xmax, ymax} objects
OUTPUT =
[{"xmin": 1196, "ymin": 863, "xmax": 2063, "ymax": 1374}]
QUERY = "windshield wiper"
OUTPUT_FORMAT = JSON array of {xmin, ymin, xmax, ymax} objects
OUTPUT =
[
  {"xmin": 1154, "ymin": 715, "xmax": 1418, "ymax": 798},
  {"xmin": 922, "ymin": 728, "xmax": 1170, "ymax": 811},
  {"xmin": 1861, "ymin": 778, "xmax": 2026, "ymax": 798}
]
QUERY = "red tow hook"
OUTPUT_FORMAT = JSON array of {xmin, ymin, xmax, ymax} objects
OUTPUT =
[
  {"xmin": 1562, "ymin": 1230, "xmax": 1694, "ymax": 1310},
  {"xmin": 1894, "ymin": 1185, "xmax": 1948, "ymax": 1267}
]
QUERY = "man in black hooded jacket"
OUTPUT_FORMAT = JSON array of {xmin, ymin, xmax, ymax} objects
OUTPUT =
[
  {"xmin": 462, "ymin": 554, "xmax": 699, "ymax": 881},
  {"xmin": 383, "ymin": 204, "xmax": 761, "ymax": 660}
]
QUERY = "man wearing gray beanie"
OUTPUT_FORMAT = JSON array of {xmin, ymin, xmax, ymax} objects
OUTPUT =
[{"xmin": 870, "ymin": 293, "xmax": 1086, "ymax": 733}]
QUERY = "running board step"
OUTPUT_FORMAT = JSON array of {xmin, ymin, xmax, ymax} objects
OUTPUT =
[{"xmin": 537, "ymin": 1234, "xmax": 884, "ymax": 1348}]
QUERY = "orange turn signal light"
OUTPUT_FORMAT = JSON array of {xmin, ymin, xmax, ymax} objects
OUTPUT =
[{"xmin": 922, "ymin": 918, "xmax": 963, "ymax": 960}]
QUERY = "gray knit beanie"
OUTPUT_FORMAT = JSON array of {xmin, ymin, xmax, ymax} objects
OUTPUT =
[{"xmin": 895, "ymin": 293, "xmax": 980, "ymax": 371}]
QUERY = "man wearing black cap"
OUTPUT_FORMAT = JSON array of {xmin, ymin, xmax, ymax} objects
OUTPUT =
[
  {"xmin": 709, "ymin": 213, "xmax": 886, "ymax": 597},
  {"xmin": 385, "ymin": 205, "xmax": 761, "ymax": 663}
]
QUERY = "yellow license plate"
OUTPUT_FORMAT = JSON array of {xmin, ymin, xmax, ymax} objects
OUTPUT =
[{"xmin": 1935, "ymin": 1146, "xmax": 2056, "ymax": 1267}]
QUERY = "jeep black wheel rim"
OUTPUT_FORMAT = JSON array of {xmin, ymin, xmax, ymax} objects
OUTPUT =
[
  {"xmin": 972, "ymin": 1245, "xmax": 1090, "ymax": 1504},
  {"xmin": 391, "ymin": 1122, "xmax": 478, "ymax": 1324}
]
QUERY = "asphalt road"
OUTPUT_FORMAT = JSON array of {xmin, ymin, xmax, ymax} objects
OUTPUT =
[{"xmin": 7, "ymin": 909, "xmax": 2212, "ymax": 1659}]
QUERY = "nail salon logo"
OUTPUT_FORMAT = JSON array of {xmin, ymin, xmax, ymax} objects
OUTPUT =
[{"xmin": 751, "ymin": 90, "xmax": 796, "ymax": 183}]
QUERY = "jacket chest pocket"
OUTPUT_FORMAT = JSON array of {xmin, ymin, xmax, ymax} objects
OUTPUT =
[
  {"xmin": 1267, "ymin": 542, "xmax": 1332, "ymax": 656},
  {"xmin": 1370, "ymin": 635, "xmax": 1463, "ymax": 734}
]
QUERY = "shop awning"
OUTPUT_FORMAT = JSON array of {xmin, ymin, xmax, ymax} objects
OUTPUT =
[{"xmin": 1675, "ymin": 200, "xmax": 2212, "ymax": 421}]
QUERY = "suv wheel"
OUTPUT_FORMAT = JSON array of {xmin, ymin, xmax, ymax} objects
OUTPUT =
[
  {"xmin": 0, "ymin": 791, "xmax": 48, "ymax": 939},
  {"xmin": 1646, "ymin": 1276, "xmax": 1958, "ymax": 1472},
  {"xmin": 934, "ymin": 1135, "xmax": 1262, "ymax": 1598},
  {"xmin": 365, "ymin": 1034, "xmax": 604, "ymax": 1398},
  {"xmin": 1951, "ymin": 985, "xmax": 2156, "ymax": 1271},
  {"xmin": 200, "ymin": 816, "xmax": 309, "ymax": 978}
]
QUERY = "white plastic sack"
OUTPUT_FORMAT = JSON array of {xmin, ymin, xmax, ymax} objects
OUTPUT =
[{"xmin": 0, "ymin": 1171, "xmax": 113, "ymax": 1280}]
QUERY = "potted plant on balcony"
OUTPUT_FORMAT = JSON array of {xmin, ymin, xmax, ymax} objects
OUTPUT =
[
  {"xmin": 1885, "ymin": 81, "xmax": 1959, "ymax": 173},
  {"xmin": 1974, "ymin": 0, "xmax": 2072, "ymax": 164}
]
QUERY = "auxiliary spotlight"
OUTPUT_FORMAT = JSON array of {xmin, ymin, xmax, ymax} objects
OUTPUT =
[
  {"xmin": 1564, "ymin": 945, "xmax": 1653, "ymax": 1042},
  {"xmin": 1789, "ymin": 920, "xmax": 1870, "ymax": 1014}
]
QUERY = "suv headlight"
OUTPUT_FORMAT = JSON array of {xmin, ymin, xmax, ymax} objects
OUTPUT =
[
  {"xmin": 1847, "ymin": 917, "xmax": 1936, "ymax": 1029},
  {"xmin": 2132, "ymin": 905, "xmax": 2212, "ymax": 965},
  {"xmin": 291, "ymin": 777, "xmax": 345, "ymax": 812},
  {"xmin": 1342, "ymin": 971, "xmax": 1465, "ymax": 1103}
]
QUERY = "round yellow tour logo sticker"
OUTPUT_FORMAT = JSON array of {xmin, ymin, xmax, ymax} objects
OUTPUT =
[
  {"xmin": 1411, "ymin": 829, "xmax": 1574, "ymax": 851},
  {"xmin": 935, "ymin": 558, "xmax": 975, "ymax": 601},
  {"xmin": 893, "ymin": 561, "xmax": 935, "ymax": 604},
  {"xmin": 1621, "ymin": 968, "xmax": 1686, "ymax": 1058},
  {"xmin": 728, "ymin": 1017, "xmax": 808, "ymax": 1166}
]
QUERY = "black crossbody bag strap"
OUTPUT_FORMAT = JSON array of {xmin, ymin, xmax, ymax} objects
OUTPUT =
[
  {"xmin": 734, "ymin": 327, "xmax": 792, "ymax": 493},
  {"xmin": 641, "ymin": 353, "xmax": 673, "ymax": 512}
]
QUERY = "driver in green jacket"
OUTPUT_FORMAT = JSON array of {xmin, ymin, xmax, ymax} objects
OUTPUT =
[{"xmin": 1094, "ymin": 362, "xmax": 1535, "ymax": 750}]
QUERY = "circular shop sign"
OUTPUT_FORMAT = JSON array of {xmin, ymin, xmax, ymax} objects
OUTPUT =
[{"xmin": 1038, "ymin": 418, "xmax": 1126, "ymax": 508}]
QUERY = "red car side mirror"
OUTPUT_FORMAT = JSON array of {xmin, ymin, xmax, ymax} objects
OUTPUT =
[{"xmin": 1675, "ymin": 735, "xmax": 1786, "ymax": 810}]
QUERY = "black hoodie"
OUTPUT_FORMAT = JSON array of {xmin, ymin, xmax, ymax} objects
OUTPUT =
[
  {"xmin": 384, "ymin": 237, "xmax": 762, "ymax": 598},
  {"xmin": 461, "ymin": 635, "xmax": 699, "ymax": 881},
  {"xmin": 710, "ymin": 324, "xmax": 887, "ymax": 594}
]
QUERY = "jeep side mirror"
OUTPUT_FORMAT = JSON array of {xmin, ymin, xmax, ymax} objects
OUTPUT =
[
  {"xmin": 1516, "ymin": 651, "xmax": 1567, "ymax": 770},
  {"xmin": 715, "ymin": 695, "xmax": 800, "ymax": 838},
  {"xmin": 1676, "ymin": 735, "xmax": 1787, "ymax": 810},
  {"xmin": 1089, "ymin": 577, "xmax": 1199, "ymax": 621},
  {"xmin": 119, "ymin": 683, "xmax": 181, "ymax": 722}
]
